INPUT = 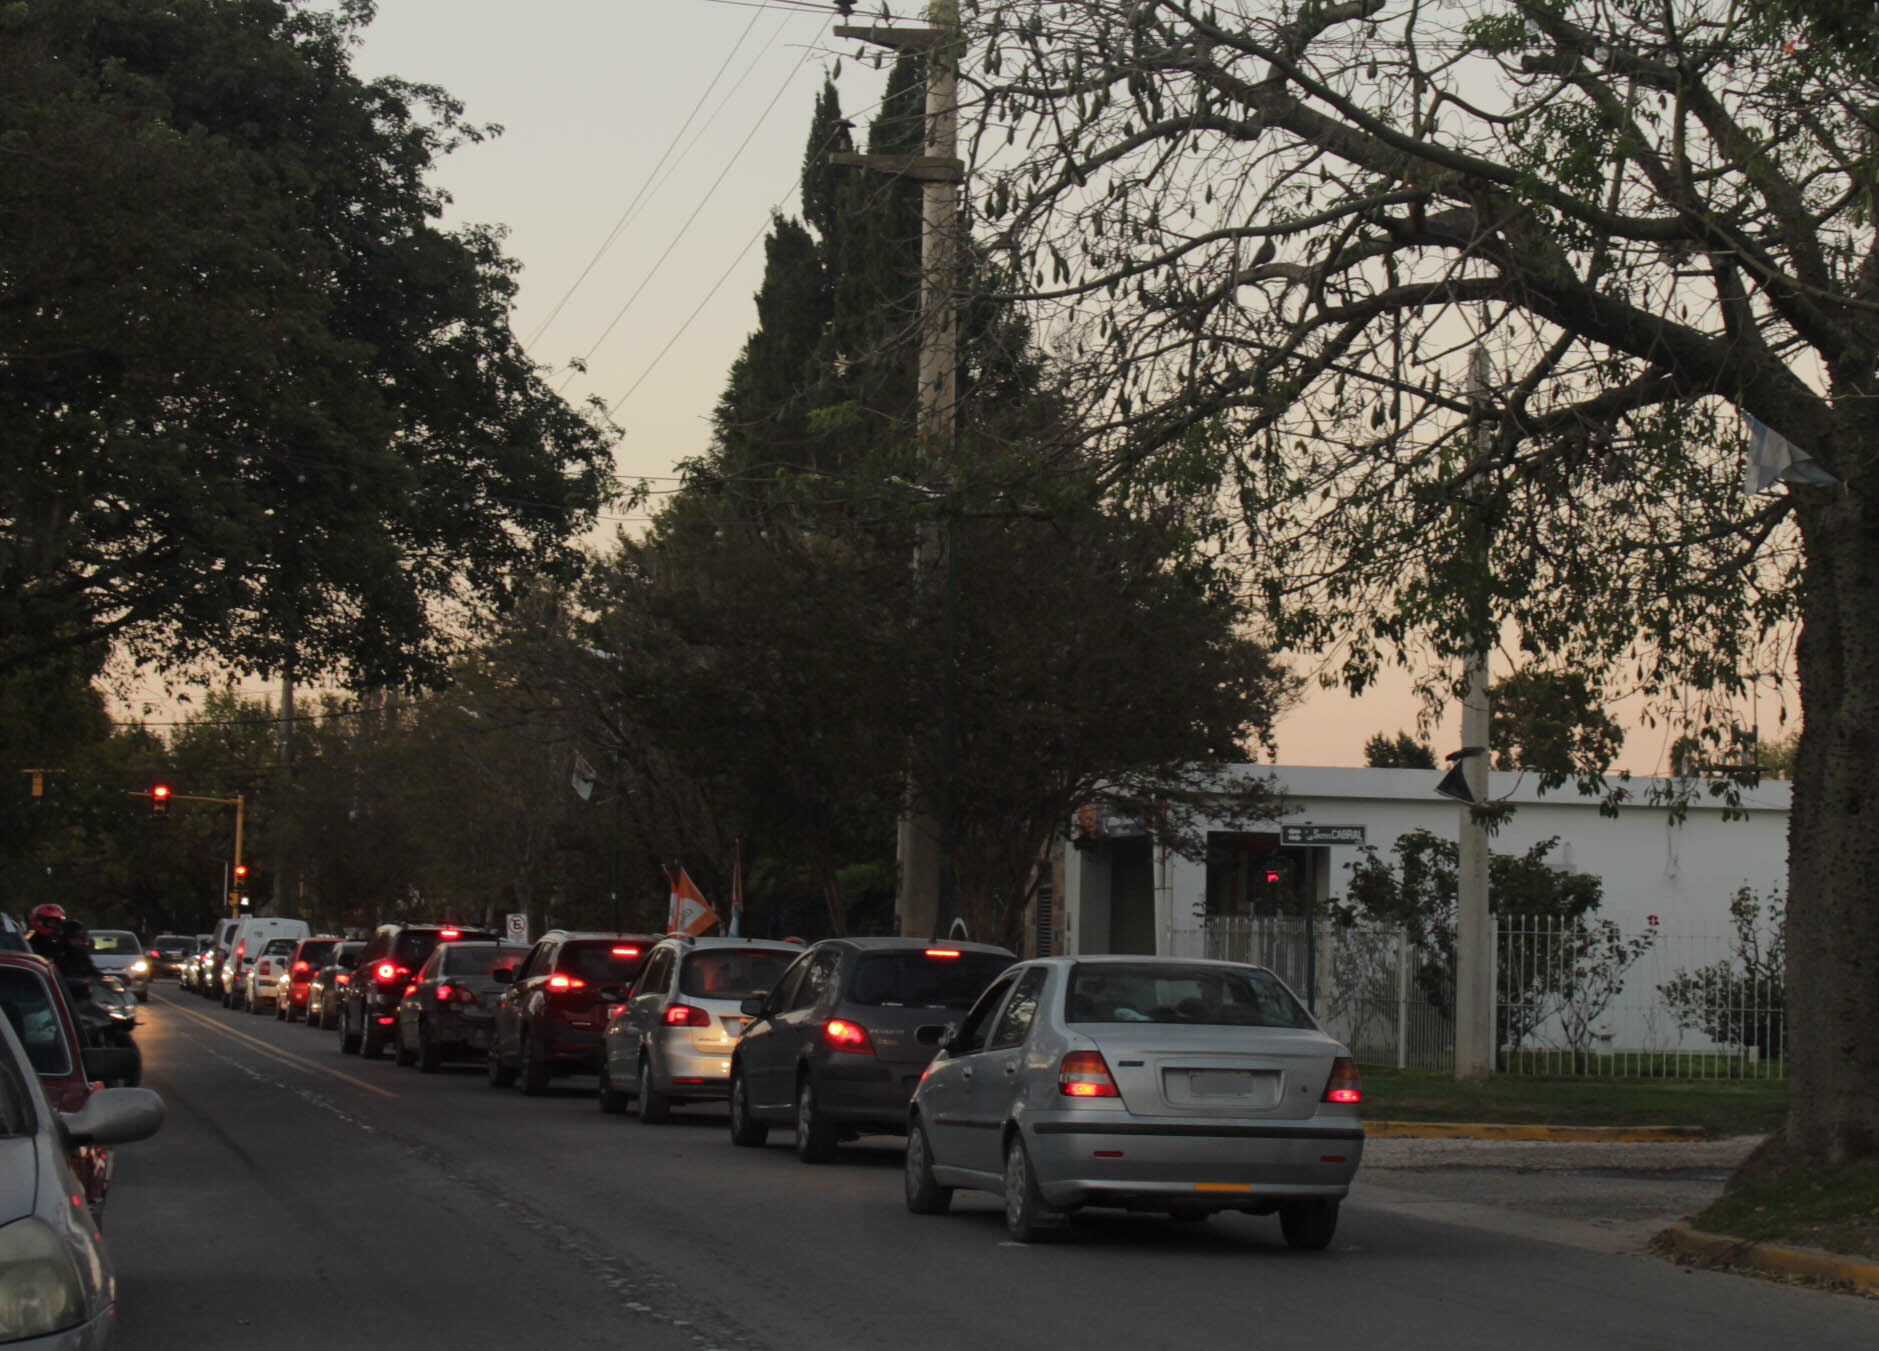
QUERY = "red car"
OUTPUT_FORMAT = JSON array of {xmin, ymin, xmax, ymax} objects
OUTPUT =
[
  {"xmin": 275, "ymin": 935, "xmax": 343, "ymax": 1022},
  {"xmin": 0, "ymin": 950, "xmax": 138, "ymax": 1211}
]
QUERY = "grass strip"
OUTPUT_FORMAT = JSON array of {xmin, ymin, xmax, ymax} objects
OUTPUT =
[
  {"xmin": 1691, "ymin": 1162, "xmax": 1879, "ymax": 1261},
  {"xmin": 1360, "ymin": 1067, "xmax": 1787, "ymax": 1138}
]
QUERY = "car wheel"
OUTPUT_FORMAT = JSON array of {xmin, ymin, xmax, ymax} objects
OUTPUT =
[
  {"xmin": 417, "ymin": 1020, "xmax": 443, "ymax": 1074},
  {"xmin": 1278, "ymin": 1200, "xmax": 1339, "ymax": 1251},
  {"xmin": 360, "ymin": 1016, "xmax": 387, "ymax": 1060},
  {"xmin": 595, "ymin": 1059, "xmax": 628, "ymax": 1113},
  {"xmin": 393, "ymin": 1021, "xmax": 417, "ymax": 1067},
  {"xmin": 636, "ymin": 1053, "xmax": 671, "ymax": 1123},
  {"xmin": 1003, "ymin": 1134, "xmax": 1060, "ymax": 1242},
  {"xmin": 275, "ymin": 996, "xmax": 287, "ymax": 1021},
  {"xmin": 518, "ymin": 1029, "xmax": 549, "ymax": 1096},
  {"xmin": 793, "ymin": 1075, "xmax": 836, "ymax": 1164},
  {"xmin": 487, "ymin": 1040, "xmax": 517, "ymax": 1089},
  {"xmin": 904, "ymin": 1116, "xmax": 953, "ymax": 1215},
  {"xmin": 338, "ymin": 1006, "xmax": 362, "ymax": 1055},
  {"xmin": 728, "ymin": 1067, "xmax": 768, "ymax": 1147}
]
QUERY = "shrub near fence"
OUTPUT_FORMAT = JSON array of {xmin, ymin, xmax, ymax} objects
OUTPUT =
[{"xmin": 1166, "ymin": 914, "xmax": 1786, "ymax": 1081}]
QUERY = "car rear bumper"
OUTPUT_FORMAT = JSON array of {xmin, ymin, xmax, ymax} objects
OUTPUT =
[
  {"xmin": 545, "ymin": 1026, "xmax": 603, "ymax": 1070},
  {"xmin": 815, "ymin": 1054, "xmax": 923, "ymax": 1130},
  {"xmin": 434, "ymin": 1010, "xmax": 494, "ymax": 1051},
  {"xmin": 1021, "ymin": 1112, "xmax": 1363, "ymax": 1208},
  {"xmin": 655, "ymin": 1040, "xmax": 737, "ymax": 1098}
]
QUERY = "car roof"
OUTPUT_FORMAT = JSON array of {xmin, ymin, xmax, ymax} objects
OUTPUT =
[
  {"xmin": 667, "ymin": 936, "xmax": 803, "ymax": 953},
  {"xmin": 811, "ymin": 936, "xmax": 1015, "ymax": 957}
]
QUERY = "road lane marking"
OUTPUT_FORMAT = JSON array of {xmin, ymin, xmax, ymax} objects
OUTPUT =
[{"xmin": 153, "ymin": 992, "xmax": 399, "ymax": 1100}]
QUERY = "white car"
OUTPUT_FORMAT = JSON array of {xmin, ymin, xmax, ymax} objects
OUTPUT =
[
  {"xmin": 244, "ymin": 938, "xmax": 301, "ymax": 1014},
  {"xmin": 86, "ymin": 929, "xmax": 150, "ymax": 1001}
]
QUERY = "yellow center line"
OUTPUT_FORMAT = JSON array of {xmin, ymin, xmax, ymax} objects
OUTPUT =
[{"xmin": 152, "ymin": 992, "xmax": 399, "ymax": 1101}]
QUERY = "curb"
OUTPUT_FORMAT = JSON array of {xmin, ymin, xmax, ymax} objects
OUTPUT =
[
  {"xmin": 1366, "ymin": 1121, "xmax": 1706, "ymax": 1142},
  {"xmin": 1663, "ymin": 1221, "xmax": 1879, "ymax": 1295}
]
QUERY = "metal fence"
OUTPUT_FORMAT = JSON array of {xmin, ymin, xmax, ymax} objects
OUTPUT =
[{"xmin": 1164, "ymin": 914, "xmax": 1786, "ymax": 1080}]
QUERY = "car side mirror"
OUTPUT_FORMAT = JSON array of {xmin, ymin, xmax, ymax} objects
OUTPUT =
[
  {"xmin": 61, "ymin": 1087, "xmax": 164, "ymax": 1148},
  {"xmin": 936, "ymin": 1021, "xmax": 963, "ymax": 1055},
  {"xmin": 595, "ymin": 985, "xmax": 623, "ymax": 1004},
  {"xmin": 493, "ymin": 968, "xmax": 515, "ymax": 984},
  {"xmin": 739, "ymin": 995, "xmax": 765, "ymax": 1017}
]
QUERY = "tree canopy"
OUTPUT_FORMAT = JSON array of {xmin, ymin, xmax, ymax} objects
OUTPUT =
[{"xmin": 0, "ymin": 0, "xmax": 613, "ymax": 686}]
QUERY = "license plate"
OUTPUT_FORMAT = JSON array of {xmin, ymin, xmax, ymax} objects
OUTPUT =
[{"xmin": 1186, "ymin": 1070, "xmax": 1255, "ymax": 1097}]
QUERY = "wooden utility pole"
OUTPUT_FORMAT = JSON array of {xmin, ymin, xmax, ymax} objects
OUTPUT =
[
  {"xmin": 1454, "ymin": 345, "xmax": 1495, "ymax": 1081},
  {"xmin": 834, "ymin": 2, "xmax": 965, "ymax": 940}
]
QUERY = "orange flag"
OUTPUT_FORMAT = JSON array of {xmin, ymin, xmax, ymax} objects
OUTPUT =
[{"xmin": 666, "ymin": 867, "xmax": 719, "ymax": 937}]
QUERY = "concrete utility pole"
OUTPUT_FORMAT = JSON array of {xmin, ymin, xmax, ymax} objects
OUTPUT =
[
  {"xmin": 834, "ymin": 2, "xmax": 965, "ymax": 940},
  {"xmin": 1454, "ymin": 346, "xmax": 1495, "ymax": 1082}
]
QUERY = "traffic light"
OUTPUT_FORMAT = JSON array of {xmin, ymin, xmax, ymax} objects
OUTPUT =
[
  {"xmin": 150, "ymin": 783, "xmax": 171, "ymax": 816},
  {"xmin": 232, "ymin": 862, "xmax": 248, "ymax": 881}
]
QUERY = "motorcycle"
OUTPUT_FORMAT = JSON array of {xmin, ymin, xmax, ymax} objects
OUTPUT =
[{"xmin": 68, "ymin": 974, "xmax": 142, "ymax": 1087}]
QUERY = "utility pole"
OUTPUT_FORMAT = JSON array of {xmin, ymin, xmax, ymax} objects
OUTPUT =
[
  {"xmin": 834, "ymin": 2, "xmax": 965, "ymax": 940},
  {"xmin": 1454, "ymin": 345, "xmax": 1495, "ymax": 1082}
]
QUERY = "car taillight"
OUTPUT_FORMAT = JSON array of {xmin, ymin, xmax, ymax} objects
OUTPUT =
[
  {"xmin": 402, "ymin": 983, "xmax": 418, "ymax": 997},
  {"xmin": 293, "ymin": 960, "xmax": 310, "ymax": 973},
  {"xmin": 823, "ymin": 1019, "xmax": 874, "ymax": 1053},
  {"xmin": 335, "ymin": 973, "xmax": 350, "ymax": 986},
  {"xmin": 1322, "ymin": 1055, "xmax": 1362, "ymax": 1104},
  {"xmin": 375, "ymin": 962, "xmax": 408, "ymax": 983},
  {"xmin": 148, "ymin": 950, "xmax": 160, "ymax": 960},
  {"xmin": 611, "ymin": 946, "xmax": 640, "ymax": 957},
  {"xmin": 546, "ymin": 974, "xmax": 587, "ymax": 992},
  {"xmin": 436, "ymin": 984, "xmax": 475, "ymax": 1004},
  {"xmin": 440, "ymin": 929, "xmax": 460, "ymax": 939},
  {"xmin": 1059, "ymin": 1050, "xmax": 1120, "ymax": 1098},
  {"xmin": 923, "ymin": 948, "xmax": 961, "ymax": 958},
  {"xmin": 664, "ymin": 1003, "xmax": 710, "ymax": 1027}
]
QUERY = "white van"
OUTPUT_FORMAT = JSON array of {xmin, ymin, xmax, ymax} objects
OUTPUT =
[{"xmin": 222, "ymin": 917, "xmax": 310, "ymax": 1010}]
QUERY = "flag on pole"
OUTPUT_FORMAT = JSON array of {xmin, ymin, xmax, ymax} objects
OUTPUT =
[
  {"xmin": 1743, "ymin": 413, "xmax": 1839, "ymax": 495},
  {"xmin": 665, "ymin": 867, "xmax": 719, "ymax": 937},
  {"xmin": 728, "ymin": 844, "xmax": 744, "ymax": 938},
  {"xmin": 570, "ymin": 749, "xmax": 597, "ymax": 801}
]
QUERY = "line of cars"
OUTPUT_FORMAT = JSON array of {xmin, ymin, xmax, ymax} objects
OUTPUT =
[{"xmin": 193, "ymin": 920, "xmax": 1367, "ymax": 1247}]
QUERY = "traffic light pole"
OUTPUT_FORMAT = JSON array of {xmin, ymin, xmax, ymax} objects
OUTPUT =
[{"xmin": 138, "ymin": 788, "xmax": 247, "ymax": 915}]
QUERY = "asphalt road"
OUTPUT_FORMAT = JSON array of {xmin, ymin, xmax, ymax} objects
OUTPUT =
[{"xmin": 106, "ymin": 989, "xmax": 1879, "ymax": 1351}]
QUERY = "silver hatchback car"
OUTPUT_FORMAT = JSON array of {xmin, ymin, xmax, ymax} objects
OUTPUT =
[
  {"xmin": 599, "ymin": 937, "xmax": 803, "ymax": 1121},
  {"xmin": 905, "ymin": 955, "xmax": 1364, "ymax": 1245}
]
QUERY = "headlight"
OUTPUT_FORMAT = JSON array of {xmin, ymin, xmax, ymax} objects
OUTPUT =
[
  {"xmin": 0, "ymin": 1218, "xmax": 88, "ymax": 1340},
  {"xmin": 129, "ymin": 960, "xmax": 148, "ymax": 974}
]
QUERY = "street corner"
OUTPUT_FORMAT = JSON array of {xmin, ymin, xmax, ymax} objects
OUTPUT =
[{"xmin": 1659, "ymin": 1221, "xmax": 1879, "ymax": 1298}]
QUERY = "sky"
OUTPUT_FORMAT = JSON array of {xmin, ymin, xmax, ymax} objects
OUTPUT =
[{"xmin": 179, "ymin": 0, "xmax": 1743, "ymax": 772}]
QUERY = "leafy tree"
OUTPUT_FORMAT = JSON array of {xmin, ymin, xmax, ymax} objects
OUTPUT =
[
  {"xmin": 1491, "ymin": 669, "xmax": 1625, "ymax": 787},
  {"xmin": 970, "ymin": 0, "xmax": 1874, "ymax": 1162},
  {"xmin": 1, "ymin": 0, "xmax": 612, "ymax": 685},
  {"xmin": 1659, "ymin": 885, "xmax": 1787, "ymax": 1056},
  {"xmin": 1364, "ymin": 731, "xmax": 1435, "ymax": 769}
]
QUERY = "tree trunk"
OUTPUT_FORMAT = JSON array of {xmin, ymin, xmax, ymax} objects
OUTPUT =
[{"xmin": 1787, "ymin": 494, "xmax": 1879, "ymax": 1162}]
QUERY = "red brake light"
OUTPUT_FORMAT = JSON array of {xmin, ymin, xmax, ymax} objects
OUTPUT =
[
  {"xmin": 436, "ymin": 983, "xmax": 454, "ymax": 1002},
  {"xmin": 824, "ymin": 1018, "xmax": 874, "ymax": 1053},
  {"xmin": 148, "ymin": 950, "xmax": 160, "ymax": 960},
  {"xmin": 402, "ymin": 983, "xmax": 417, "ymax": 997},
  {"xmin": 611, "ymin": 946, "xmax": 640, "ymax": 957},
  {"xmin": 923, "ymin": 948, "xmax": 961, "ymax": 959},
  {"xmin": 375, "ymin": 962, "xmax": 398, "ymax": 981},
  {"xmin": 440, "ymin": 929, "xmax": 460, "ymax": 939},
  {"xmin": 335, "ymin": 973, "xmax": 350, "ymax": 986},
  {"xmin": 293, "ymin": 960, "xmax": 310, "ymax": 972},
  {"xmin": 1322, "ymin": 1056, "xmax": 1363, "ymax": 1105},
  {"xmin": 1059, "ymin": 1050, "xmax": 1120, "ymax": 1098},
  {"xmin": 547, "ymin": 974, "xmax": 587, "ymax": 992},
  {"xmin": 664, "ymin": 1003, "xmax": 711, "ymax": 1027}
]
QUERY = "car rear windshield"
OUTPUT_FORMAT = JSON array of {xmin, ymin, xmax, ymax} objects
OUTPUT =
[
  {"xmin": 88, "ymin": 931, "xmax": 139, "ymax": 955},
  {"xmin": 0, "ymin": 968, "xmax": 73, "ymax": 1076},
  {"xmin": 1066, "ymin": 963, "xmax": 1314, "ymax": 1028},
  {"xmin": 557, "ymin": 941, "xmax": 647, "ymax": 984},
  {"xmin": 296, "ymin": 941, "xmax": 338, "ymax": 967},
  {"xmin": 155, "ymin": 937, "xmax": 195, "ymax": 955},
  {"xmin": 444, "ymin": 944, "xmax": 527, "ymax": 977},
  {"xmin": 262, "ymin": 939, "xmax": 297, "ymax": 957},
  {"xmin": 846, "ymin": 951, "xmax": 1012, "ymax": 1009},
  {"xmin": 391, "ymin": 928, "xmax": 495, "ymax": 968},
  {"xmin": 332, "ymin": 943, "xmax": 364, "ymax": 967},
  {"xmin": 679, "ymin": 948, "xmax": 796, "ymax": 1000}
]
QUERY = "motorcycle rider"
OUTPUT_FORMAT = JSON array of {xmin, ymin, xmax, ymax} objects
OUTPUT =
[{"xmin": 27, "ymin": 904, "xmax": 100, "ymax": 983}]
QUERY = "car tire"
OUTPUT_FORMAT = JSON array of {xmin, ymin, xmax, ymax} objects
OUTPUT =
[
  {"xmin": 1003, "ymin": 1134, "xmax": 1060, "ymax": 1243},
  {"xmin": 339, "ymin": 1006, "xmax": 362, "ymax": 1055},
  {"xmin": 793, "ymin": 1075, "xmax": 836, "ymax": 1164},
  {"xmin": 904, "ymin": 1116, "xmax": 953, "ymax": 1215},
  {"xmin": 1278, "ymin": 1200, "xmax": 1339, "ymax": 1251},
  {"xmin": 393, "ymin": 1022, "xmax": 418, "ymax": 1067},
  {"xmin": 636, "ymin": 1054, "xmax": 671, "ymax": 1123},
  {"xmin": 487, "ymin": 1042, "xmax": 517, "ymax": 1089},
  {"xmin": 596, "ymin": 1060, "xmax": 629, "ymax": 1114},
  {"xmin": 276, "ymin": 997, "xmax": 287, "ymax": 1021},
  {"xmin": 360, "ymin": 1016, "xmax": 387, "ymax": 1060},
  {"xmin": 518, "ymin": 1029, "xmax": 549, "ymax": 1096},
  {"xmin": 417, "ymin": 1020, "xmax": 443, "ymax": 1074},
  {"xmin": 728, "ymin": 1067, "xmax": 768, "ymax": 1147}
]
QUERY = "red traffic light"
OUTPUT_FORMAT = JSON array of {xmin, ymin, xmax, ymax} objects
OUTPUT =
[
  {"xmin": 232, "ymin": 863, "xmax": 249, "ymax": 879},
  {"xmin": 151, "ymin": 784, "xmax": 170, "ymax": 800},
  {"xmin": 151, "ymin": 783, "xmax": 171, "ymax": 815}
]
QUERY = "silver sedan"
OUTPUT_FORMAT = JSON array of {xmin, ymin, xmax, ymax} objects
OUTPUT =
[{"xmin": 905, "ymin": 955, "xmax": 1363, "ymax": 1246}]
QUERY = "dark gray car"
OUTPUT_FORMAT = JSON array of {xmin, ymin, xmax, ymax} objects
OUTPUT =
[{"xmin": 728, "ymin": 937, "xmax": 1013, "ymax": 1163}]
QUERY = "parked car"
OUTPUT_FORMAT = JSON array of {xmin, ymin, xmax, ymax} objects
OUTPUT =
[
  {"xmin": 393, "ymin": 941, "xmax": 528, "ymax": 1071},
  {"xmin": 275, "ymin": 937, "xmax": 342, "ymax": 1022},
  {"xmin": 601, "ymin": 936, "xmax": 802, "ymax": 1120},
  {"xmin": 0, "ymin": 950, "xmax": 147, "ymax": 1212},
  {"xmin": 244, "ymin": 937, "xmax": 301, "ymax": 1014},
  {"xmin": 728, "ymin": 937, "xmax": 1014, "ymax": 1162},
  {"xmin": 306, "ymin": 941, "xmax": 364, "ymax": 1030},
  {"xmin": 488, "ymin": 932, "xmax": 655, "ymax": 1095},
  {"xmin": 149, "ymin": 933, "xmax": 200, "ymax": 980},
  {"xmin": 86, "ymin": 929, "xmax": 150, "ymax": 1001},
  {"xmin": 0, "ymin": 1011, "xmax": 164, "ymax": 1344},
  {"xmin": 903, "ymin": 955, "xmax": 1364, "ymax": 1244},
  {"xmin": 340, "ymin": 924, "xmax": 500, "ymax": 1058}
]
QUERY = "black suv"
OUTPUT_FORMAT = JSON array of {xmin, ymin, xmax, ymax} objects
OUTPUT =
[
  {"xmin": 488, "ymin": 931, "xmax": 654, "ymax": 1095},
  {"xmin": 729, "ymin": 937, "xmax": 1013, "ymax": 1162},
  {"xmin": 338, "ymin": 923, "xmax": 499, "ymax": 1058}
]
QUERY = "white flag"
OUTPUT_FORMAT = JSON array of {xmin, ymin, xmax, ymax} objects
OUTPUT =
[
  {"xmin": 1744, "ymin": 414, "xmax": 1838, "ymax": 495},
  {"xmin": 570, "ymin": 749, "xmax": 597, "ymax": 801}
]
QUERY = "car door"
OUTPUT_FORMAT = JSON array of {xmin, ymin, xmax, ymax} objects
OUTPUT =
[
  {"xmin": 919, "ymin": 970, "xmax": 1018, "ymax": 1172},
  {"xmin": 497, "ymin": 940, "xmax": 550, "ymax": 1060},
  {"xmin": 964, "ymin": 965, "xmax": 1050, "ymax": 1173},
  {"xmin": 621, "ymin": 945, "xmax": 675, "ymax": 1082},
  {"xmin": 782, "ymin": 946, "xmax": 844, "ymax": 1098},
  {"xmin": 739, "ymin": 951, "xmax": 810, "ymax": 1113}
]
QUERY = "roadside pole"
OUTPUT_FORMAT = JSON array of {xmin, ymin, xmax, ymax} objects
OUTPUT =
[
  {"xmin": 834, "ymin": 2, "xmax": 964, "ymax": 940},
  {"xmin": 1454, "ymin": 346, "xmax": 1495, "ymax": 1082}
]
